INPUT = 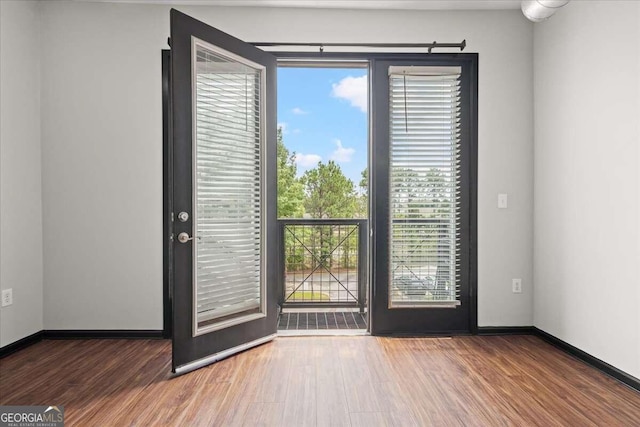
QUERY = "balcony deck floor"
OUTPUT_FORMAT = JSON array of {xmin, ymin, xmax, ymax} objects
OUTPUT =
[{"xmin": 278, "ymin": 312, "xmax": 367, "ymax": 330}]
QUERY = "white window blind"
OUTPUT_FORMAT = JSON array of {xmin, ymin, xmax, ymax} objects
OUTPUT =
[
  {"xmin": 193, "ymin": 40, "xmax": 265, "ymax": 330},
  {"xmin": 388, "ymin": 66, "xmax": 462, "ymax": 307}
]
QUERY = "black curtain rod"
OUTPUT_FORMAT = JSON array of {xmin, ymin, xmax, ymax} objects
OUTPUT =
[{"xmin": 250, "ymin": 40, "xmax": 466, "ymax": 53}]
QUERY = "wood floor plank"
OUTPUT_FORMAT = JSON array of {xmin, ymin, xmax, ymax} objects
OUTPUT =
[
  {"xmin": 175, "ymin": 382, "xmax": 233, "ymax": 427},
  {"xmin": 212, "ymin": 344, "xmax": 271, "ymax": 426},
  {"xmin": 338, "ymin": 338, "xmax": 383, "ymax": 413},
  {"xmin": 1, "ymin": 335, "xmax": 638, "ymax": 426},
  {"xmin": 513, "ymin": 337, "xmax": 640, "ymax": 425},
  {"xmin": 316, "ymin": 338, "xmax": 350, "ymax": 427},
  {"xmin": 61, "ymin": 340, "xmax": 172, "ymax": 426},
  {"xmin": 370, "ymin": 380, "xmax": 420, "ymax": 427},
  {"xmin": 253, "ymin": 339, "xmax": 293, "ymax": 403},
  {"xmin": 281, "ymin": 364, "xmax": 317, "ymax": 426},
  {"xmin": 0, "ymin": 340, "xmax": 81, "ymax": 390},
  {"xmin": 243, "ymin": 402, "xmax": 284, "ymax": 427},
  {"xmin": 349, "ymin": 411, "xmax": 389, "ymax": 427},
  {"xmin": 0, "ymin": 340, "xmax": 106, "ymax": 404}
]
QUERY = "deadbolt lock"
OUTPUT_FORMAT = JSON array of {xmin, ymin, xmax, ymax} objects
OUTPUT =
[{"xmin": 177, "ymin": 211, "xmax": 189, "ymax": 222}]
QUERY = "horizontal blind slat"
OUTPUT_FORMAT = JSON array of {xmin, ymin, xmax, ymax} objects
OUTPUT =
[
  {"xmin": 194, "ymin": 42, "xmax": 264, "ymax": 327},
  {"xmin": 389, "ymin": 68, "xmax": 462, "ymax": 306}
]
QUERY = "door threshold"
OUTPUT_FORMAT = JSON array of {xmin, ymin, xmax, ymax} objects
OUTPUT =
[{"xmin": 278, "ymin": 329, "xmax": 369, "ymax": 337}]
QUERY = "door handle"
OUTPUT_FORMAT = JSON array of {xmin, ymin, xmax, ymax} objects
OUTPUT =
[{"xmin": 177, "ymin": 232, "xmax": 200, "ymax": 243}]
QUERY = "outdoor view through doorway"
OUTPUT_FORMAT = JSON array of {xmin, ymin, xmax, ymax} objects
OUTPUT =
[{"xmin": 276, "ymin": 65, "xmax": 369, "ymax": 332}]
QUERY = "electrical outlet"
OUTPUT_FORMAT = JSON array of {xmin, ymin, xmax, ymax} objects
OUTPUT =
[
  {"xmin": 512, "ymin": 279, "xmax": 522, "ymax": 294},
  {"xmin": 1, "ymin": 289, "xmax": 13, "ymax": 307}
]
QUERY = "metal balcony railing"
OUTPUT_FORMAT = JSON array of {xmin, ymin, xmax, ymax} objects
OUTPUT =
[{"xmin": 278, "ymin": 219, "xmax": 367, "ymax": 312}]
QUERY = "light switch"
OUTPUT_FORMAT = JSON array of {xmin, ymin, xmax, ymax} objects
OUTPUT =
[{"xmin": 498, "ymin": 193, "xmax": 508, "ymax": 209}]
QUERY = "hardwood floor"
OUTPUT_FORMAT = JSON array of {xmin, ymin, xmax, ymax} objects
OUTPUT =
[{"xmin": 1, "ymin": 335, "xmax": 639, "ymax": 426}]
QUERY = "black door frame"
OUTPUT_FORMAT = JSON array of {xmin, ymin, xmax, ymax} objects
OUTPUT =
[
  {"xmin": 163, "ymin": 50, "xmax": 478, "ymax": 340},
  {"xmin": 370, "ymin": 56, "xmax": 478, "ymax": 335},
  {"xmin": 274, "ymin": 52, "xmax": 478, "ymax": 336},
  {"xmin": 162, "ymin": 49, "xmax": 172, "ymax": 339}
]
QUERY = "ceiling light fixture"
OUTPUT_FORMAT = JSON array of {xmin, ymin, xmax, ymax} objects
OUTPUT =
[{"xmin": 521, "ymin": 0, "xmax": 570, "ymax": 23}]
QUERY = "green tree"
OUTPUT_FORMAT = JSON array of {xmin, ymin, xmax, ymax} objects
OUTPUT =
[
  {"xmin": 355, "ymin": 168, "xmax": 368, "ymax": 218},
  {"xmin": 423, "ymin": 168, "xmax": 451, "ymax": 218},
  {"xmin": 359, "ymin": 168, "xmax": 368, "ymax": 196},
  {"xmin": 277, "ymin": 127, "xmax": 305, "ymax": 218},
  {"xmin": 276, "ymin": 127, "xmax": 306, "ymax": 270},
  {"xmin": 301, "ymin": 161, "xmax": 358, "ymax": 269},
  {"xmin": 301, "ymin": 161, "xmax": 357, "ymax": 218},
  {"xmin": 391, "ymin": 167, "xmax": 421, "ymax": 216}
]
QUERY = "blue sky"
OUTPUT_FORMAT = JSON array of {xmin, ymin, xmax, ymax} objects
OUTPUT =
[{"xmin": 277, "ymin": 67, "xmax": 368, "ymax": 186}]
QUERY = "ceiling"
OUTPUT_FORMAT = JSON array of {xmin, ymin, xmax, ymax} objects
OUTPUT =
[{"xmin": 81, "ymin": 0, "xmax": 522, "ymax": 10}]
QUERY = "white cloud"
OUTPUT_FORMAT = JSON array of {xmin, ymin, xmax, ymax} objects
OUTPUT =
[
  {"xmin": 330, "ymin": 139, "xmax": 355, "ymax": 163},
  {"xmin": 279, "ymin": 123, "xmax": 302, "ymax": 135},
  {"xmin": 294, "ymin": 153, "xmax": 322, "ymax": 167},
  {"xmin": 331, "ymin": 75, "xmax": 368, "ymax": 113},
  {"xmin": 292, "ymin": 107, "xmax": 308, "ymax": 115},
  {"xmin": 277, "ymin": 122, "xmax": 288, "ymax": 134}
]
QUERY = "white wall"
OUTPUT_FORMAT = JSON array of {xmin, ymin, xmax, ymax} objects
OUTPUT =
[
  {"xmin": 637, "ymin": 4, "xmax": 640, "ymax": 378},
  {"xmin": 39, "ymin": 2, "xmax": 165, "ymax": 330},
  {"xmin": 0, "ymin": 0, "xmax": 44, "ymax": 346},
  {"xmin": 534, "ymin": 1, "xmax": 640, "ymax": 379},
  {"xmin": 38, "ymin": 1, "xmax": 534, "ymax": 330}
]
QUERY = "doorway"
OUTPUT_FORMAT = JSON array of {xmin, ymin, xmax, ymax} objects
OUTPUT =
[
  {"xmin": 163, "ymin": 9, "xmax": 478, "ymax": 374},
  {"xmin": 275, "ymin": 63, "xmax": 370, "ymax": 334}
]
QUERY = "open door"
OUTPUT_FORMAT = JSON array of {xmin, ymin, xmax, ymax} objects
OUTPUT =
[{"xmin": 170, "ymin": 9, "xmax": 278, "ymax": 374}]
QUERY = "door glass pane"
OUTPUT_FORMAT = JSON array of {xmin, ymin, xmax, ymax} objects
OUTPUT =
[
  {"xmin": 388, "ymin": 66, "xmax": 461, "ymax": 308},
  {"xmin": 193, "ymin": 38, "xmax": 265, "ymax": 334}
]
